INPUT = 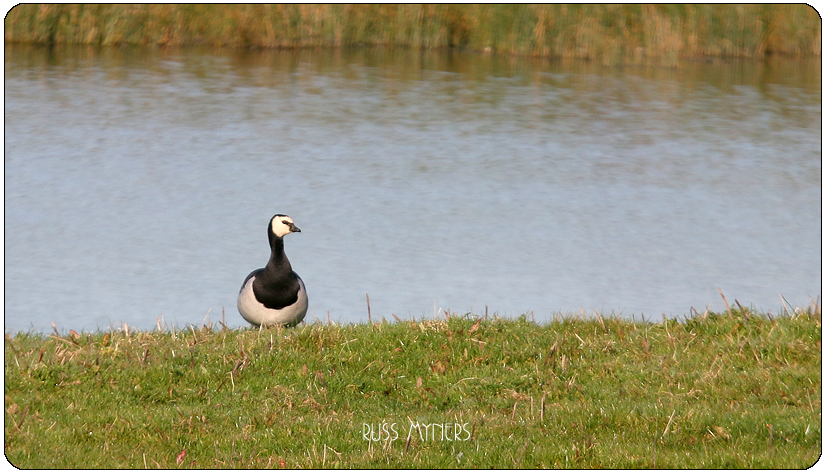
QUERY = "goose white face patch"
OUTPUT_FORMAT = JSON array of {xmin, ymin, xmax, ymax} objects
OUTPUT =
[{"xmin": 271, "ymin": 215, "xmax": 296, "ymax": 238}]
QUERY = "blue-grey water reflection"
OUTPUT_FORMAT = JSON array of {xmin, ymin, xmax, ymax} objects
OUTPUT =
[{"xmin": 4, "ymin": 45, "xmax": 821, "ymax": 333}]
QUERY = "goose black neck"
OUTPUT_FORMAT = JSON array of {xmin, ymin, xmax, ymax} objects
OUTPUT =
[{"xmin": 265, "ymin": 235, "xmax": 293, "ymax": 276}]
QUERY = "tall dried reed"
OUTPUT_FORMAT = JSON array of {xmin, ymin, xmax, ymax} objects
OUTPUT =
[{"xmin": 4, "ymin": 4, "xmax": 820, "ymax": 60}]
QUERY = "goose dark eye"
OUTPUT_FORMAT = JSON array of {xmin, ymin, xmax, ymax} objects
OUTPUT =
[{"xmin": 282, "ymin": 220, "xmax": 290, "ymax": 225}]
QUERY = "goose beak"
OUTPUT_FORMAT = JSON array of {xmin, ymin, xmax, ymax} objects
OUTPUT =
[{"xmin": 289, "ymin": 223, "xmax": 301, "ymax": 233}]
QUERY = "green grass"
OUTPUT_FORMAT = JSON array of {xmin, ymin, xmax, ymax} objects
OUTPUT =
[
  {"xmin": 4, "ymin": 307, "xmax": 821, "ymax": 468},
  {"xmin": 4, "ymin": 4, "xmax": 821, "ymax": 60}
]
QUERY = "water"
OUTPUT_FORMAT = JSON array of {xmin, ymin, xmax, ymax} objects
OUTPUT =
[{"xmin": 4, "ymin": 45, "xmax": 821, "ymax": 333}]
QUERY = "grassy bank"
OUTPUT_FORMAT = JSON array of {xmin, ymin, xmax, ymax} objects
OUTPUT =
[
  {"xmin": 4, "ymin": 4, "xmax": 821, "ymax": 60},
  {"xmin": 4, "ymin": 307, "xmax": 821, "ymax": 468}
]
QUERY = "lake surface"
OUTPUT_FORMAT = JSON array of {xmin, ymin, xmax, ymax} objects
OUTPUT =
[{"xmin": 4, "ymin": 45, "xmax": 821, "ymax": 333}]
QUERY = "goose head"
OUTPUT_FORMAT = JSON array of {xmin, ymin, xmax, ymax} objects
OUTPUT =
[{"xmin": 269, "ymin": 214, "xmax": 301, "ymax": 239}]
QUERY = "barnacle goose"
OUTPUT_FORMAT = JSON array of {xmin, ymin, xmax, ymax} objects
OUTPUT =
[{"xmin": 237, "ymin": 214, "xmax": 308, "ymax": 327}]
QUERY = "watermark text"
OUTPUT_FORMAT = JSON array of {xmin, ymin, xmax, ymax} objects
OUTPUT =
[{"xmin": 362, "ymin": 421, "xmax": 471, "ymax": 442}]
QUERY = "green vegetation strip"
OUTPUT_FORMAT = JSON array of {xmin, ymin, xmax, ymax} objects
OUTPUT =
[
  {"xmin": 4, "ymin": 309, "xmax": 821, "ymax": 468},
  {"xmin": 5, "ymin": 4, "xmax": 820, "ymax": 60}
]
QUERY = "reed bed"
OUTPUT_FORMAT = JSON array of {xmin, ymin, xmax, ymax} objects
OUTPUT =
[
  {"xmin": 4, "ymin": 303, "xmax": 821, "ymax": 468},
  {"xmin": 4, "ymin": 4, "xmax": 820, "ymax": 61}
]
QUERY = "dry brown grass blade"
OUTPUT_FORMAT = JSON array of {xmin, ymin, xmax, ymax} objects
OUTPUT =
[
  {"xmin": 718, "ymin": 288, "xmax": 733, "ymax": 319},
  {"xmin": 661, "ymin": 410, "xmax": 676, "ymax": 438},
  {"xmin": 734, "ymin": 299, "xmax": 750, "ymax": 324},
  {"xmin": 468, "ymin": 318, "xmax": 482, "ymax": 335},
  {"xmin": 15, "ymin": 405, "xmax": 29, "ymax": 431},
  {"xmin": 779, "ymin": 294, "xmax": 794, "ymax": 317},
  {"xmin": 540, "ymin": 392, "xmax": 547, "ymax": 422}
]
